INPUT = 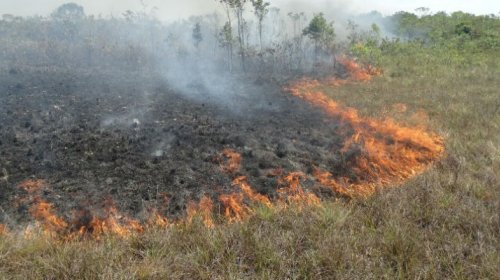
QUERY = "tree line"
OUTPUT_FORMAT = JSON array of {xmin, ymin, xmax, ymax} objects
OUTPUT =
[{"xmin": 1, "ymin": 2, "xmax": 498, "ymax": 75}]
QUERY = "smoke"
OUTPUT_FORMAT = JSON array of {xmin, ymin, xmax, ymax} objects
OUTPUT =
[
  {"xmin": 2, "ymin": 0, "xmax": 497, "ymax": 20},
  {"xmin": 0, "ymin": 0, "xmax": 397, "ymax": 119},
  {"xmin": 109, "ymin": 1, "xmax": 389, "ymax": 117},
  {"xmin": 152, "ymin": 1, "xmax": 362, "ymax": 113},
  {"xmin": 5, "ymin": 0, "xmax": 494, "ymax": 122}
]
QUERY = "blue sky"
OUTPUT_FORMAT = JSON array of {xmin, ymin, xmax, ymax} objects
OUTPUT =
[{"xmin": 1, "ymin": 0, "xmax": 499, "ymax": 20}]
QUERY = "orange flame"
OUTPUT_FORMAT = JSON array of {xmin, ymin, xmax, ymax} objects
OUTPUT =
[
  {"xmin": 186, "ymin": 195, "xmax": 214, "ymax": 228},
  {"xmin": 218, "ymin": 176, "xmax": 272, "ymax": 222},
  {"xmin": 17, "ymin": 179, "xmax": 46, "ymax": 194},
  {"xmin": 147, "ymin": 209, "xmax": 169, "ymax": 228},
  {"xmin": 284, "ymin": 59, "xmax": 444, "ymax": 196},
  {"xmin": 312, "ymin": 169, "xmax": 352, "ymax": 196},
  {"xmin": 219, "ymin": 192, "xmax": 251, "ymax": 222},
  {"xmin": 6, "ymin": 58, "xmax": 444, "ymax": 239},
  {"xmin": 220, "ymin": 148, "xmax": 242, "ymax": 174},
  {"xmin": 73, "ymin": 203, "xmax": 144, "ymax": 239},
  {"xmin": 0, "ymin": 224, "xmax": 7, "ymax": 235},
  {"xmin": 29, "ymin": 200, "xmax": 68, "ymax": 234},
  {"xmin": 277, "ymin": 172, "xmax": 320, "ymax": 206},
  {"xmin": 337, "ymin": 56, "xmax": 382, "ymax": 82},
  {"xmin": 232, "ymin": 176, "xmax": 272, "ymax": 207}
]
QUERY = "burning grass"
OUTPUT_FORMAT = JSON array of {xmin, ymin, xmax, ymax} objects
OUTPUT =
[
  {"xmin": 0, "ymin": 49, "xmax": 498, "ymax": 279},
  {"xmin": 0, "ymin": 58, "xmax": 445, "ymax": 241},
  {"xmin": 284, "ymin": 62, "xmax": 444, "ymax": 196},
  {"xmin": 281, "ymin": 58, "xmax": 443, "ymax": 198}
]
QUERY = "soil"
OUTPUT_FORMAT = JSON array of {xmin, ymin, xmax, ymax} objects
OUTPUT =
[{"xmin": 0, "ymin": 67, "xmax": 352, "ymax": 224}]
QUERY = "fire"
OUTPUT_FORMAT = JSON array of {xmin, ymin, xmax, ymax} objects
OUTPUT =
[
  {"xmin": 312, "ymin": 169, "xmax": 352, "ymax": 196},
  {"xmin": 218, "ymin": 176, "xmax": 271, "ymax": 222},
  {"xmin": 232, "ymin": 176, "xmax": 272, "ymax": 207},
  {"xmin": 219, "ymin": 192, "xmax": 251, "ymax": 222},
  {"xmin": 186, "ymin": 195, "xmax": 214, "ymax": 228},
  {"xmin": 220, "ymin": 148, "xmax": 242, "ymax": 174},
  {"xmin": 29, "ymin": 200, "xmax": 68, "ymax": 235},
  {"xmin": 284, "ymin": 58, "xmax": 444, "ymax": 196},
  {"xmin": 15, "ymin": 179, "xmax": 154, "ymax": 239},
  {"xmin": 218, "ymin": 172, "xmax": 320, "ymax": 222},
  {"xmin": 217, "ymin": 149, "xmax": 273, "ymax": 222},
  {"xmin": 0, "ymin": 224, "xmax": 7, "ymax": 235},
  {"xmin": 3, "ymin": 57, "xmax": 444, "ymax": 239},
  {"xmin": 26, "ymin": 198, "xmax": 147, "ymax": 239},
  {"xmin": 277, "ymin": 172, "xmax": 321, "ymax": 206},
  {"xmin": 71, "ymin": 201, "xmax": 145, "ymax": 239},
  {"xmin": 337, "ymin": 56, "xmax": 382, "ymax": 82},
  {"xmin": 17, "ymin": 179, "xmax": 46, "ymax": 194},
  {"xmin": 147, "ymin": 209, "xmax": 169, "ymax": 228}
]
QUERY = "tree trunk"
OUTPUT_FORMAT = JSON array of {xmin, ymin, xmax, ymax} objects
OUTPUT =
[{"xmin": 236, "ymin": 9, "xmax": 246, "ymax": 72}]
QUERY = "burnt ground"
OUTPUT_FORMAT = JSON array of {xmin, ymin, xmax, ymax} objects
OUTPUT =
[{"xmin": 0, "ymin": 67, "xmax": 354, "ymax": 224}]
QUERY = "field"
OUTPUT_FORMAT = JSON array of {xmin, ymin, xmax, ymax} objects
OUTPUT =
[
  {"xmin": 0, "ymin": 45, "xmax": 497, "ymax": 279},
  {"xmin": 0, "ymin": 7, "xmax": 499, "ymax": 280}
]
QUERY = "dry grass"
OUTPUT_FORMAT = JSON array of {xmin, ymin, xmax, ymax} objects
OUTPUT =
[{"xmin": 0, "ymin": 48, "xmax": 498, "ymax": 279}]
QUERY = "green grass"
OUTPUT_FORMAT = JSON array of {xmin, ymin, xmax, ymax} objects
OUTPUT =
[{"xmin": 0, "ymin": 47, "xmax": 499, "ymax": 279}]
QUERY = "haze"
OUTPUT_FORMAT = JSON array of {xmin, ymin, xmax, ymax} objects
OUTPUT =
[{"xmin": 1, "ymin": 0, "xmax": 499, "ymax": 21}]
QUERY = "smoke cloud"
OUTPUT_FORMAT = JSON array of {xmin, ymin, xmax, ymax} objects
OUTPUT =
[{"xmin": 1, "ymin": 0, "xmax": 498, "ymax": 20}]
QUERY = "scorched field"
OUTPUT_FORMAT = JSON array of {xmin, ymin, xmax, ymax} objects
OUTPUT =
[{"xmin": 0, "ymin": 3, "xmax": 498, "ymax": 279}]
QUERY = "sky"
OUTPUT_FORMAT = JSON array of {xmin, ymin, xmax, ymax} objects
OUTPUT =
[{"xmin": 1, "ymin": 0, "xmax": 499, "ymax": 21}]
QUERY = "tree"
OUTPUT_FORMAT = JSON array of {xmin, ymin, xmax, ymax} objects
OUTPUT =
[
  {"xmin": 192, "ymin": 22, "xmax": 203, "ymax": 49},
  {"xmin": 217, "ymin": 0, "xmax": 249, "ymax": 71},
  {"xmin": 391, "ymin": 11, "xmax": 419, "ymax": 39},
  {"xmin": 51, "ymin": 3, "xmax": 85, "ymax": 21},
  {"xmin": 415, "ymin": 7, "xmax": 430, "ymax": 17},
  {"xmin": 288, "ymin": 12, "xmax": 306, "ymax": 38},
  {"xmin": 346, "ymin": 19, "xmax": 360, "ymax": 45},
  {"xmin": 50, "ymin": 3, "xmax": 86, "ymax": 42},
  {"xmin": 370, "ymin": 23, "xmax": 381, "ymax": 43},
  {"xmin": 303, "ymin": 13, "xmax": 335, "ymax": 60},
  {"xmin": 251, "ymin": 0, "xmax": 270, "ymax": 50},
  {"xmin": 218, "ymin": 22, "xmax": 235, "ymax": 71}
]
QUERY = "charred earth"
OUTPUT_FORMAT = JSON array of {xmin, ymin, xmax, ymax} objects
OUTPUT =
[{"xmin": 0, "ymin": 67, "xmax": 351, "ymax": 227}]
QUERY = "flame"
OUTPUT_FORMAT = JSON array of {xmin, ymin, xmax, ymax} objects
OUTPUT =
[
  {"xmin": 29, "ymin": 200, "xmax": 68, "ymax": 235},
  {"xmin": 0, "ymin": 224, "xmax": 7, "ymax": 235},
  {"xmin": 71, "ymin": 202, "xmax": 144, "ymax": 239},
  {"xmin": 218, "ymin": 173, "xmax": 320, "ymax": 222},
  {"xmin": 17, "ymin": 179, "xmax": 46, "ymax": 194},
  {"xmin": 26, "ymin": 198, "xmax": 146, "ymax": 239},
  {"xmin": 147, "ymin": 209, "xmax": 169, "ymax": 228},
  {"xmin": 220, "ymin": 148, "xmax": 242, "ymax": 174},
  {"xmin": 277, "ymin": 172, "xmax": 320, "ymax": 206},
  {"xmin": 284, "ymin": 58, "xmax": 444, "ymax": 196},
  {"xmin": 5, "ymin": 58, "xmax": 444, "ymax": 238},
  {"xmin": 337, "ymin": 56, "xmax": 382, "ymax": 82},
  {"xmin": 219, "ymin": 192, "xmax": 252, "ymax": 222},
  {"xmin": 232, "ymin": 176, "xmax": 272, "ymax": 207},
  {"xmin": 186, "ymin": 195, "xmax": 214, "ymax": 228},
  {"xmin": 312, "ymin": 169, "xmax": 352, "ymax": 196},
  {"xmin": 217, "ymin": 176, "xmax": 273, "ymax": 222}
]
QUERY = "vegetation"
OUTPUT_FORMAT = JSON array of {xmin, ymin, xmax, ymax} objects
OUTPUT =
[
  {"xmin": 251, "ymin": 0, "xmax": 270, "ymax": 50},
  {"xmin": 0, "ymin": 4, "xmax": 499, "ymax": 279},
  {"xmin": 302, "ymin": 13, "xmax": 335, "ymax": 60},
  {"xmin": 192, "ymin": 22, "xmax": 203, "ymax": 49}
]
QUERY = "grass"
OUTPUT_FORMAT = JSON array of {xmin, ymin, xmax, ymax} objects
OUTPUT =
[{"xmin": 0, "ymin": 47, "xmax": 499, "ymax": 279}]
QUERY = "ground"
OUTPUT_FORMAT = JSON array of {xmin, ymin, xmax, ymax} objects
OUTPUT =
[{"xmin": 0, "ymin": 67, "xmax": 353, "ymax": 225}]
